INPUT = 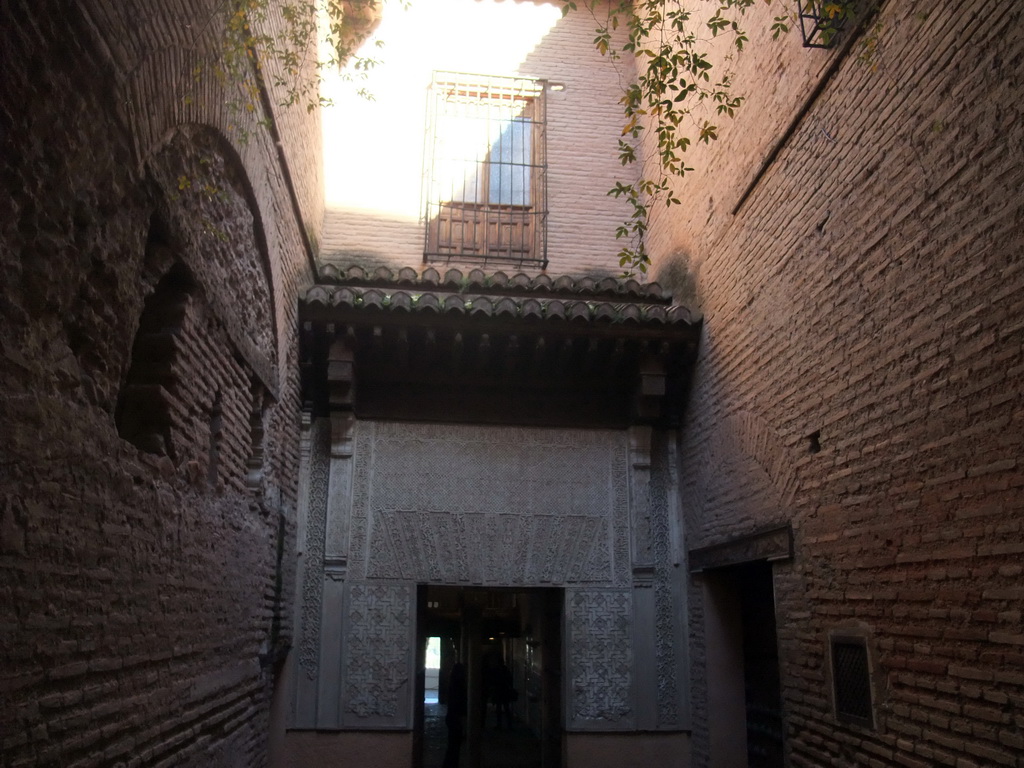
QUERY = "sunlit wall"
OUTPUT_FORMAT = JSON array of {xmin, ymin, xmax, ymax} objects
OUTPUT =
[{"xmin": 320, "ymin": 0, "xmax": 636, "ymax": 276}]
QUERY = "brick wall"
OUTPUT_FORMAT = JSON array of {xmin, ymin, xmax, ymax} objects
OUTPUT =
[
  {"xmin": 0, "ymin": 1, "xmax": 312, "ymax": 765},
  {"xmin": 258, "ymin": 3, "xmax": 326, "ymax": 257},
  {"xmin": 319, "ymin": 0, "xmax": 637, "ymax": 277},
  {"xmin": 644, "ymin": 1, "xmax": 1024, "ymax": 765}
]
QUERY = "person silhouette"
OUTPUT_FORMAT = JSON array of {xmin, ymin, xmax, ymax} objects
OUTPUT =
[
  {"xmin": 494, "ymin": 660, "xmax": 514, "ymax": 729},
  {"xmin": 442, "ymin": 663, "xmax": 467, "ymax": 768}
]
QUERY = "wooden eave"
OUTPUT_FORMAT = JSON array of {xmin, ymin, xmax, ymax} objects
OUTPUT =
[{"xmin": 300, "ymin": 266, "xmax": 702, "ymax": 428}]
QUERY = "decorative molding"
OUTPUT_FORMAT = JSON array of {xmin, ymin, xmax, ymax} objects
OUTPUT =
[
  {"xmin": 632, "ymin": 564, "xmax": 656, "ymax": 587},
  {"xmin": 650, "ymin": 435, "xmax": 680, "ymax": 727},
  {"xmin": 298, "ymin": 420, "xmax": 330, "ymax": 680},
  {"xmin": 298, "ymin": 409, "xmax": 312, "ymax": 460},
  {"xmin": 349, "ymin": 426, "xmax": 374, "ymax": 581},
  {"xmin": 324, "ymin": 557, "xmax": 347, "ymax": 581},
  {"xmin": 326, "ymin": 415, "xmax": 356, "ymax": 561},
  {"xmin": 611, "ymin": 445, "xmax": 631, "ymax": 587},
  {"xmin": 629, "ymin": 425, "xmax": 654, "ymax": 567},
  {"xmin": 688, "ymin": 524, "xmax": 793, "ymax": 572},
  {"xmin": 365, "ymin": 510, "xmax": 610, "ymax": 585},
  {"xmin": 566, "ymin": 589, "xmax": 635, "ymax": 730}
]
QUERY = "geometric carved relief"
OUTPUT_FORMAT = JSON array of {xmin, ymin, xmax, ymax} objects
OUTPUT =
[
  {"xmin": 565, "ymin": 589, "xmax": 635, "ymax": 730},
  {"xmin": 349, "ymin": 421, "xmax": 630, "ymax": 587},
  {"xmin": 341, "ymin": 581, "xmax": 414, "ymax": 728}
]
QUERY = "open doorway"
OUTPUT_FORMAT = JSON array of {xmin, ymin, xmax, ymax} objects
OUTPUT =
[
  {"xmin": 704, "ymin": 560, "xmax": 784, "ymax": 768},
  {"xmin": 416, "ymin": 586, "xmax": 562, "ymax": 768}
]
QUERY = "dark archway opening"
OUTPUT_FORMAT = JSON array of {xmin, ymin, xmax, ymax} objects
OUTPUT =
[{"xmin": 416, "ymin": 586, "xmax": 562, "ymax": 768}]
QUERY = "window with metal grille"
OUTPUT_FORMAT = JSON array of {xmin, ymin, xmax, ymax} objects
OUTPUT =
[
  {"xmin": 831, "ymin": 636, "xmax": 874, "ymax": 728},
  {"xmin": 423, "ymin": 72, "xmax": 548, "ymax": 268}
]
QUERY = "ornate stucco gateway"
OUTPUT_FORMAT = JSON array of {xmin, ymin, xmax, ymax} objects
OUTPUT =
[{"xmin": 290, "ymin": 264, "xmax": 700, "ymax": 741}]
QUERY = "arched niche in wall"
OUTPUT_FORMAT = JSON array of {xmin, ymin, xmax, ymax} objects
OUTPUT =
[
  {"xmin": 115, "ymin": 260, "xmax": 196, "ymax": 459},
  {"xmin": 116, "ymin": 229, "xmax": 275, "ymax": 496},
  {"xmin": 145, "ymin": 123, "xmax": 279, "ymax": 400},
  {"xmin": 116, "ymin": 124, "xmax": 282, "ymax": 493}
]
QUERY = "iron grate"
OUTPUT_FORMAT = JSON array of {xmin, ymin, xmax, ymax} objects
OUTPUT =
[{"xmin": 423, "ymin": 71, "xmax": 548, "ymax": 268}]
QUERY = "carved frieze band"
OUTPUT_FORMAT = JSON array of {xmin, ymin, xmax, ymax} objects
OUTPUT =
[
  {"xmin": 349, "ymin": 421, "xmax": 630, "ymax": 586},
  {"xmin": 298, "ymin": 419, "xmax": 330, "ymax": 680},
  {"xmin": 688, "ymin": 524, "xmax": 793, "ymax": 572},
  {"xmin": 566, "ymin": 589, "xmax": 635, "ymax": 730},
  {"xmin": 340, "ymin": 581, "xmax": 413, "ymax": 728}
]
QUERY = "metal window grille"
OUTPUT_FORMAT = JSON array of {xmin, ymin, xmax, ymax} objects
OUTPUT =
[
  {"xmin": 831, "ymin": 637, "xmax": 874, "ymax": 727},
  {"xmin": 797, "ymin": 0, "xmax": 852, "ymax": 49},
  {"xmin": 423, "ymin": 72, "xmax": 548, "ymax": 268}
]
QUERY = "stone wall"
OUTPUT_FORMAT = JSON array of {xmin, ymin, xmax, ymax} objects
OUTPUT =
[
  {"xmin": 0, "ymin": 1, "xmax": 313, "ymax": 765},
  {"xmin": 643, "ymin": 1, "xmax": 1024, "ymax": 766}
]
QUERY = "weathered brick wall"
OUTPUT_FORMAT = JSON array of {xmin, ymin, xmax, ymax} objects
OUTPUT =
[
  {"xmin": 319, "ymin": 0, "xmax": 637, "ymax": 277},
  {"xmin": 0, "ymin": 1, "xmax": 312, "ymax": 765},
  {"xmin": 258, "ymin": 4, "xmax": 325, "ymax": 256},
  {"xmin": 644, "ymin": 1, "xmax": 1024, "ymax": 766}
]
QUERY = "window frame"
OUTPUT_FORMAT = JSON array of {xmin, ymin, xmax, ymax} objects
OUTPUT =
[{"xmin": 422, "ymin": 71, "xmax": 548, "ymax": 268}]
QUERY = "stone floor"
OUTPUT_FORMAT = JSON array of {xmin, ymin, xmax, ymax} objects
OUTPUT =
[{"xmin": 422, "ymin": 702, "xmax": 542, "ymax": 768}]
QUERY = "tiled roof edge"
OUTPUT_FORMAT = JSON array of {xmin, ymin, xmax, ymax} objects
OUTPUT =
[
  {"xmin": 303, "ymin": 285, "xmax": 699, "ymax": 327},
  {"xmin": 316, "ymin": 263, "xmax": 671, "ymax": 303}
]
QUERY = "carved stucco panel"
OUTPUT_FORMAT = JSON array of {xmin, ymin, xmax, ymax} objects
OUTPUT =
[
  {"xmin": 341, "ymin": 581, "xmax": 414, "ymax": 728},
  {"xmin": 566, "ymin": 589, "xmax": 635, "ymax": 730},
  {"xmin": 350, "ymin": 421, "xmax": 629, "ymax": 586}
]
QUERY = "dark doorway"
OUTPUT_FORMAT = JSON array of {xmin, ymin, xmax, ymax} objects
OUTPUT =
[
  {"xmin": 736, "ymin": 561, "xmax": 784, "ymax": 768},
  {"xmin": 415, "ymin": 586, "xmax": 562, "ymax": 768},
  {"xmin": 704, "ymin": 561, "xmax": 784, "ymax": 768}
]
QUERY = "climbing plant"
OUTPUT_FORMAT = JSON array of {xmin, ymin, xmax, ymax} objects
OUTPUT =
[
  {"xmin": 197, "ymin": 0, "xmax": 860, "ymax": 272},
  {"xmin": 189, "ymin": 0, "xmax": 384, "ymax": 138},
  {"xmin": 564, "ymin": 0, "xmax": 799, "ymax": 273}
]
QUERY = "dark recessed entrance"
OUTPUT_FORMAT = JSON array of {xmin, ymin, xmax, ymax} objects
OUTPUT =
[
  {"xmin": 704, "ymin": 560, "xmax": 784, "ymax": 768},
  {"xmin": 415, "ymin": 586, "xmax": 562, "ymax": 768}
]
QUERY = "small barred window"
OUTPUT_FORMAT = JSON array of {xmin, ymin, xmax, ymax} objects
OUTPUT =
[{"xmin": 831, "ymin": 636, "xmax": 874, "ymax": 728}]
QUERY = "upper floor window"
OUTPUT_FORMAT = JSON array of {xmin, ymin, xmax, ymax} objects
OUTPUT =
[{"xmin": 423, "ymin": 72, "xmax": 548, "ymax": 268}]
